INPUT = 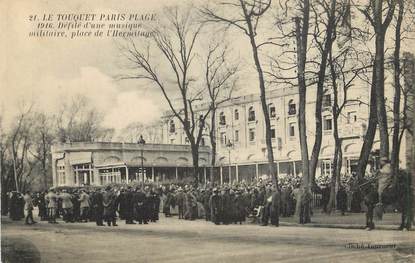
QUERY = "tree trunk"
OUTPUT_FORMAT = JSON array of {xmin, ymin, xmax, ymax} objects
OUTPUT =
[
  {"xmin": 191, "ymin": 143, "xmax": 200, "ymax": 185},
  {"xmin": 309, "ymin": 0, "xmax": 336, "ymax": 187},
  {"xmin": 294, "ymin": 0, "xmax": 311, "ymax": 223},
  {"xmin": 374, "ymin": 31, "xmax": 389, "ymax": 158},
  {"xmin": 356, "ymin": 64, "xmax": 378, "ymax": 182},
  {"xmin": 245, "ymin": 12, "xmax": 277, "ymax": 185},
  {"xmin": 391, "ymin": 0, "xmax": 404, "ymax": 184},
  {"xmin": 210, "ymin": 107, "xmax": 217, "ymax": 168}
]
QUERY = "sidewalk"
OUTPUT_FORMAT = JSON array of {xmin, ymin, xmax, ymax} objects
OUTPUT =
[{"xmin": 277, "ymin": 212, "xmax": 408, "ymax": 231}]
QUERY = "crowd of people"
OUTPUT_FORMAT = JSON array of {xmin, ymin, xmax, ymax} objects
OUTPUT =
[
  {"xmin": 5, "ymin": 181, "xmax": 331, "ymax": 228},
  {"xmin": 5, "ymin": 158, "xmax": 409, "ymax": 230}
]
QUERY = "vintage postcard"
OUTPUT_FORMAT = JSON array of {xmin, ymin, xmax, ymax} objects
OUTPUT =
[{"xmin": 1, "ymin": 0, "xmax": 414, "ymax": 262}]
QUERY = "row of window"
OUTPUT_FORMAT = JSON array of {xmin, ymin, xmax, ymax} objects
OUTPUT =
[{"xmin": 219, "ymin": 101, "xmax": 297, "ymax": 125}]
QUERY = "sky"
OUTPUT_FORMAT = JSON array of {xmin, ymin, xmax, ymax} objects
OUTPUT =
[{"xmin": 1, "ymin": 0, "xmax": 414, "ymax": 132}]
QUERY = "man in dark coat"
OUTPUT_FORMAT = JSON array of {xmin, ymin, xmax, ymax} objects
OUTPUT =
[
  {"xmin": 336, "ymin": 185, "xmax": 348, "ymax": 216},
  {"xmin": 135, "ymin": 187, "xmax": 149, "ymax": 224},
  {"xmin": 202, "ymin": 189, "xmax": 212, "ymax": 221},
  {"xmin": 234, "ymin": 190, "xmax": 246, "ymax": 224},
  {"xmin": 102, "ymin": 186, "xmax": 118, "ymax": 226},
  {"xmin": 175, "ymin": 187, "xmax": 185, "ymax": 219},
  {"xmin": 221, "ymin": 187, "xmax": 232, "ymax": 224},
  {"xmin": 209, "ymin": 188, "xmax": 222, "ymax": 225},
  {"xmin": 363, "ymin": 181, "xmax": 378, "ymax": 230},
  {"xmin": 270, "ymin": 185, "xmax": 280, "ymax": 227},
  {"xmin": 92, "ymin": 189, "xmax": 104, "ymax": 226},
  {"xmin": 261, "ymin": 184, "xmax": 273, "ymax": 226},
  {"xmin": 118, "ymin": 188, "xmax": 127, "ymax": 220},
  {"xmin": 124, "ymin": 187, "xmax": 135, "ymax": 224}
]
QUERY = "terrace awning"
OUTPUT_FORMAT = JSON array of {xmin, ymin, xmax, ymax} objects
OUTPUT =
[{"xmin": 69, "ymin": 152, "xmax": 92, "ymax": 165}]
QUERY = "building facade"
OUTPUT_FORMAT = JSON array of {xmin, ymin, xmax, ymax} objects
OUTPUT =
[
  {"xmin": 51, "ymin": 142, "xmax": 211, "ymax": 187},
  {"xmin": 161, "ymin": 84, "xmax": 409, "ymax": 184}
]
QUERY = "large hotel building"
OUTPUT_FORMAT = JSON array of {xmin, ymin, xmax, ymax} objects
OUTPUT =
[{"xmin": 52, "ymin": 82, "xmax": 411, "ymax": 187}]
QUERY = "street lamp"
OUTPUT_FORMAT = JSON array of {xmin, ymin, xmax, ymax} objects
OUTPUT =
[
  {"xmin": 138, "ymin": 135, "xmax": 146, "ymax": 184},
  {"xmin": 226, "ymin": 139, "xmax": 233, "ymax": 184}
]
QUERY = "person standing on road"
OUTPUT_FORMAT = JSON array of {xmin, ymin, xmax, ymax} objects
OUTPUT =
[
  {"xmin": 92, "ymin": 188, "xmax": 104, "ymax": 226},
  {"xmin": 23, "ymin": 191, "xmax": 36, "ymax": 225},
  {"xmin": 336, "ymin": 185, "xmax": 348, "ymax": 216},
  {"xmin": 46, "ymin": 189, "xmax": 58, "ymax": 224},
  {"xmin": 175, "ymin": 187, "xmax": 185, "ymax": 219},
  {"xmin": 103, "ymin": 186, "xmax": 118, "ymax": 226},
  {"xmin": 60, "ymin": 189, "xmax": 74, "ymax": 222},
  {"xmin": 209, "ymin": 188, "xmax": 222, "ymax": 225},
  {"xmin": 79, "ymin": 189, "xmax": 90, "ymax": 222},
  {"xmin": 124, "ymin": 186, "xmax": 135, "ymax": 224}
]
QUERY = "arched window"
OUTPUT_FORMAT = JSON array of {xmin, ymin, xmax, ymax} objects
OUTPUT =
[
  {"xmin": 288, "ymin": 100, "xmax": 296, "ymax": 115},
  {"xmin": 269, "ymin": 103, "xmax": 276, "ymax": 118},
  {"xmin": 248, "ymin": 106, "xmax": 255, "ymax": 121},
  {"xmin": 234, "ymin": 109, "xmax": 239, "ymax": 120},
  {"xmin": 169, "ymin": 120, "xmax": 175, "ymax": 133},
  {"xmin": 219, "ymin": 111, "xmax": 226, "ymax": 125}
]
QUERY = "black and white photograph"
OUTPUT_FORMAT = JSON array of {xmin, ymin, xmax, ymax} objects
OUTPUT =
[{"xmin": 1, "ymin": 0, "xmax": 414, "ymax": 262}]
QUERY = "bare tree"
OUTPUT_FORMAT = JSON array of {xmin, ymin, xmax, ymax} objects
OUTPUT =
[
  {"xmin": 30, "ymin": 112, "xmax": 55, "ymax": 190},
  {"xmin": 8, "ymin": 104, "xmax": 37, "ymax": 192},
  {"xmin": 120, "ymin": 6, "xmax": 209, "ymax": 183},
  {"xmin": 118, "ymin": 121, "xmax": 163, "ymax": 143},
  {"xmin": 203, "ymin": 42, "xmax": 238, "ymax": 168},
  {"xmin": 201, "ymin": 0, "xmax": 278, "ymax": 186},
  {"xmin": 358, "ymin": 0, "xmax": 396, "ymax": 161},
  {"xmin": 56, "ymin": 94, "xmax": 111, "ymax": 143}
]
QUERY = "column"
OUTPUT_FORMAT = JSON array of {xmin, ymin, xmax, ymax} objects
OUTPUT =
[
  {"xmin": 175, "ymin": 167, "xmax": 179, "ymax": 181},
  {"xmin": 236, "ymin": 164, "xmax": 239, "ymax": 182},
  {"xmin": 255, "ymin": 163, "xmax": 259, "ymax": 180},
  {"xmin": 204, "ymin": 167, "xmax": 207, "ymax": 184},
  {"xmin": 293, "ymin": 161, "xmax": 296, "ymax": 176},
  {"xmin": 126, "ymin": 166, "xmax": 129, "ymax": 184},
  {"xmin": 276, "ymin": 162, "xmax": 280, "ymax": 176},
  {"xmin": 229, "ymin": 166, "xmax": 232, "ymax": 184},
  {"xmin": 220, "ymin": 166, "xmax": 223, "ymax": 185},
  {"xmin": 152, "ymin": 167, "xmax": 155, "ymax": 182}
]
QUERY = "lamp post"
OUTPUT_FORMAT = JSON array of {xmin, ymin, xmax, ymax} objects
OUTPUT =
[
  {"xmin": 138, "ymin": 135, "xmax": 146, "ymax": 184},
  {"xmin": 226, "ymin": 140, "xmax": 233, "ymax": 184}
]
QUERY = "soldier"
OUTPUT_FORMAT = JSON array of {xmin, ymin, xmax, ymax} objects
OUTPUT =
[
  {"xmin": 270, "ymin": 185, "xmax": 280, "ymax": 227},
  {"xmin": 46, "ymin": 189, "xmax": 58, "ymax": 224},
  {"xmin": 93, "ymin": 188, "xmax": 104, "ymax": 226},
  {"xmin": 124, "ymin": 187, "xmax": 135, "ymax": 224},
  {"xmin": 202, "ymin": 188, "xmax": 212, "ymax": 221},
  {"xmin": 59, "ymin": 189, "xmax": 73, "ymax": 222},
  {"xmin": 103, "ymin": 186, "xmax": 118, "ymax": 226},
  {"xmin": 261, "ymin": 183, "xmax": 274, "ymax": 226},
  {"xmin": 134, "ymin": 187, "xmax": 148, "ymax": 224},
  {"xmin": 175, "ymin": 187, "xmax": 185, "ymax": 219},
  {"xmin": 38, "ymin": 191, "xmax": 48, "ymax": 221},
  {"xmin": 72, "ymin": 191, "xmax": 81, "ymax": 222},
  {"xmin": 209, "ymin": 188, "xmax": 222, "ymax": 225},
  {"xmin": 79, "ymin": 189, "xmax": 90, "ymax": 222},
  {"xmin": 336, "ymin": 185, "xmax": 348, "ymax": 216},
  {"xmin": 118, "ymin": 188, "xmax": 127, "ymax": 220},
  {"xmin": 221, "ymin": 187, "xmax": 232, "ymax": 225},
  {"xmin": 234, "ymin": 190, "xmax": 246, "ymax": 224},
  {"xmin": 363, "ymin": 180, "xmax": 378, "ymax": 230},
  {"xmin": 23, "ymin": 191, "xmax": 36, "ymax": 225}
]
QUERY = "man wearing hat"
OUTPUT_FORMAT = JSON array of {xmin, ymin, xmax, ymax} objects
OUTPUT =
[
  {"xmin": 102, "ymin": 186, "xmax": 118, "ymax": 226},
  {"xmin": 79, "ymin": 189, "xmax": 90, "ymax": 222},
  {"xmin": 46, "ymin": 189, "xmax": 58, "ymax": 224},
  {"xmin": 221, "ymin": 187, "xmax": 232, "ymax": 224},
  {"xmin": 209, "ymin": 188, "xmax": 222, "ymax": 225},
  {"xmin": 176, "ymin": 187, "xmax": 185, "ymax": 219},
  {"xmin": 60, "ymin": 189, "xmax": 73, "ymax": 222}
]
